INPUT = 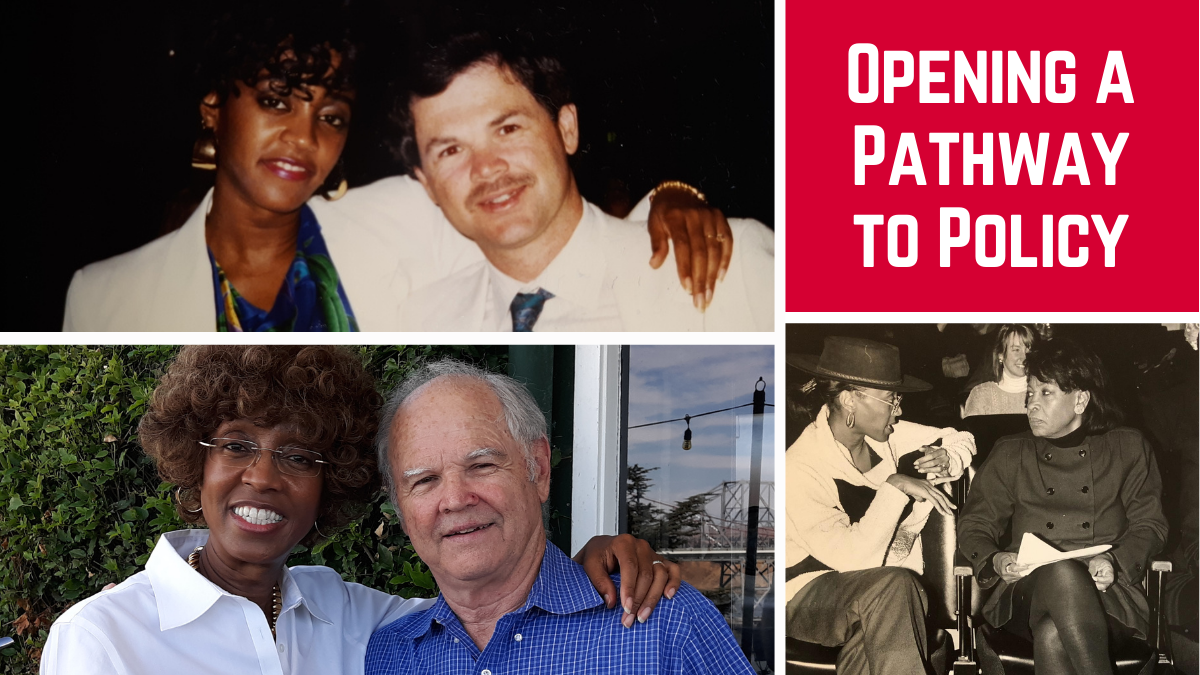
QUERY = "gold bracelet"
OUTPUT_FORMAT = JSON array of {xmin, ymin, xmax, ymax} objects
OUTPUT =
[{"xmin": 649, "ymin": 180, "xmax": 706, "ymax": 204}]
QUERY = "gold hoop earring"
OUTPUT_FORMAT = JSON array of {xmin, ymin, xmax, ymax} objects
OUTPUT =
[
  {"xmin": 191, "ymin": 125, "xmax": 217, "ymax": 170},
  {"xmin": 321, "ymin": 160, "xmax": 348, "ymax": 201},
  {"xmin": 845, "ymin": 412, "xmax": 855, "ymax": 428},
  {"xmin": 323, "ymin": 179, "xmax": 348, "ymax": 201},
  {"xmin": 176, "ymin": 487, "xmax": 202, "ymax": 513}
]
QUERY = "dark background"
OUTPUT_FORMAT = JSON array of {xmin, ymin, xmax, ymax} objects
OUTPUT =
[{"xmin": 27, "ymin": 0, "xmax": 774, "ymax": 332}]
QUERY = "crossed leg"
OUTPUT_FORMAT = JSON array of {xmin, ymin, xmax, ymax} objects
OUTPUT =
[{"xmin": 1010, "ymin": 560, "xmax": 1114, "ymax": 675}]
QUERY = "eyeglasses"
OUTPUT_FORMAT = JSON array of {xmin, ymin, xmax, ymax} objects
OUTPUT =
[
  {"xmin": 199, "ymin": 438, "xmax": 328, "ymax": 478},
  {"xmin": 854, "ymin": 389, "xmax": 902, "ymax": 415}
]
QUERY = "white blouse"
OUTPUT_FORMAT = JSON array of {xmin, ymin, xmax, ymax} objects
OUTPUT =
[{"xmin": 40, "ymin": 529, "xmax": 432, "ymax": 675}]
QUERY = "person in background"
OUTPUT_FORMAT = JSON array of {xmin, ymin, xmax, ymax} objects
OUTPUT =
[{"xmin": 963, "ymin": 324, "xmax": 1038, "ymax": 417}]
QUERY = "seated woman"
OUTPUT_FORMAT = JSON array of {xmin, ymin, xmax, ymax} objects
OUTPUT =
[
  {"xmin": 62, "ymin": 4, "xmax": 733, "ymax": 331},
  {"xmin": 39, "ymin": 346, "xmax": 679, "ymax": 674},
  {"xmin": 963, "ymin": 324, "xmax": 1037, "ymax": 417},
  {"xmin": 958, "ymin": 339, "xmax": 1168, "ymax": 675},
  {"xmin": 786, "ymin": 336, "xmax": 976, "ymax": 674}
]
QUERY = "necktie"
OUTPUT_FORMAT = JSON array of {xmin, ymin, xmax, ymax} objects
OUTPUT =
[{"xmin": 510, "ymin": 288, "xmax": 555, "ymax": 332}]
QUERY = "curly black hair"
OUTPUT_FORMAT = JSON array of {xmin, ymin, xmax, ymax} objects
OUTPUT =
[
  {"xmin": 139, "ymin": 345, "xmax": 382, "ymax": 545},
  {"xmin": 196, "ymin": 1, "xmax": 359, "ymax": 108}
]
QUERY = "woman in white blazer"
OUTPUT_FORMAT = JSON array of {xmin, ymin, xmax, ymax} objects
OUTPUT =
[{"xmin": 786, "ymin": 336, "xmax": 976, "ymax": 674}]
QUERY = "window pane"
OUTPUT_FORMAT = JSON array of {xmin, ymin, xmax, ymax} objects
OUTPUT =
[{"xmin": 622, "ymin": 345, "xmax": 774, "ymax": 672}]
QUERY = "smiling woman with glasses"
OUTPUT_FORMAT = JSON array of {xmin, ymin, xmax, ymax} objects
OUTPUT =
[
  {"xmin": 199, "ymin": 437, "xmax": 330, "ymax": 477},
  {"xmin": 39, "ymin": 345, "xmax": 682, "ymax": 675},
  {"xmin": 785, "ymin": 336, "xmax": 977, "ymax": 673}
]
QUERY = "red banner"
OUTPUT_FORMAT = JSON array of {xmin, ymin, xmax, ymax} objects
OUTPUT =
[{"xmin": 786, "ymin": 1, "xmax": 1199, "ymax": 311}]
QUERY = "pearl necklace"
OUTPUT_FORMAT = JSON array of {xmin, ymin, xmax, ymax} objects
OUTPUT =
[{"xmin": 188, "ymin": 545, "xmax": 282, "ymax": 640}]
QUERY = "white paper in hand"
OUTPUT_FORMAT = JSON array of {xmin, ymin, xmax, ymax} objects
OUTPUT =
[{"xmin": 1015, "ymin": 532, "xmax": 1111, "ymax": 573}]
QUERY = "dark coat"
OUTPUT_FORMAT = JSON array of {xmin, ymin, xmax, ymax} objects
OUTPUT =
[{"xmin": 957, "ymin": 427, "xmax": 1168, "ymax": 635}]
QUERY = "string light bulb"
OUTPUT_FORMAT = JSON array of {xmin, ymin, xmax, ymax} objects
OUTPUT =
[{"xmin": 682, "ymin": 415, "xmax": 692, "ymax": 450}]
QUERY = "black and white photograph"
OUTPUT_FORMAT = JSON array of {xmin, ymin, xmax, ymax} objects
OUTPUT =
[{"xmin": 785, "ymin": 323, "xmax": 1198, "ymax": 675}]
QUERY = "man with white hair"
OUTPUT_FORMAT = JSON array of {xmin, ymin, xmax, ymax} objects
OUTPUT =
[{"xmin": 365, "ymin": 359, "xmax": 755, "ymax": 674}]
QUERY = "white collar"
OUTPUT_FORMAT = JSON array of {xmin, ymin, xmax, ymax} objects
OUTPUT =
[
  {"xmin": 998, "ymin": 370, "xmax": 1028, "ymax": 393},
  {"xmin": 487, "ymin": 202, "xmax": 605, "ymax": 317},
  {"xmin": 145, "ymin": 530, "xmax": 332, "ymax": 632}
]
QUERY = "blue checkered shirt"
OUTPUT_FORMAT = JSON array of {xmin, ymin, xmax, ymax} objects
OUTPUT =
[{"xmin": 365, "ymin": 541, "xmax": 755, "ymax": 675}]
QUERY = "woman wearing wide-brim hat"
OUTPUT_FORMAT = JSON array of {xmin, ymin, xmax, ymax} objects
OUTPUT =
[{"xmin": 785, "ymin": 336, "xmax": 977, "ymax": 674}]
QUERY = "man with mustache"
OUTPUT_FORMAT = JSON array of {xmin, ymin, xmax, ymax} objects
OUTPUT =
[
  {"xmin": 365, "ymin": 359, "xmax": 756, "ymax": 674},
  {"xmin": 392, "ymin": 32, "xmax": 773, "ymax": 332}
]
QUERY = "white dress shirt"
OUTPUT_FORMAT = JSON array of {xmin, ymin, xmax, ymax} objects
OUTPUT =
[
  {"xmin": 399, "ymin": 201, "xmax": 775, "ymax": 332},
  {"xmin": 39, "ymin": 529, "xmax": 431, "ymax": 675},
  {"xmin": 62, "ymin": 177, "xmax": 665, "ymax": 332},
  {"xmin": 480, "ymin": 204, "xmax": 624, "ymax": 331}
]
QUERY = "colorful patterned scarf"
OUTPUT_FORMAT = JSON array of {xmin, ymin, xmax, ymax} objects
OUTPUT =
[{"xmin": 209, "ymin": 205, "xmax": 358, "ymax": 332}]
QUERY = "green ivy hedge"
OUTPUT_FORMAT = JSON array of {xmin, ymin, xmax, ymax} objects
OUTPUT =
[{"xmin": 0, "ymin": 345, "xmax": 507, "ymax": 674}]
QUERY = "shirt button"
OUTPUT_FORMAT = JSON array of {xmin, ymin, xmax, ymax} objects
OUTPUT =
[
  {"xmin": 453, "ymin": 638, "xmax": 459, "ymax": 643},
  {"xmin": 1046, "ymin": 521, "xmax": 1054, "ymax": 529},
  {"xmin": 278, "ymin": 644, "xmax": 286, "ymax": 653},
  {"xmin": 1044, "ymin": 452, "xmax": 1053, "ymax": 461},
  {"xmin": 1079, "ymin": 449, "xmax": 1087, "ymax": 457},
  {"xmin": 482, "ymin": 670, "xmax": 493, "ymax": 675},
  {"xmin": 1082, "ymin": 522, "xmax": 1090, "ymax": 529},
  {"xmin": 1081, "ymin": 486, "xmax": 1089, "ymax": 493},
  {"xmin": 514, "ymin": 634, "xmax": 523, "ymax": 642},
  {"xmin": 1046, "ymin": 487, "xmax": 1055, "ymax": 496},
  {"xmin": 971, "ymin": 552, "xmax": 978, "ymax": 559}
]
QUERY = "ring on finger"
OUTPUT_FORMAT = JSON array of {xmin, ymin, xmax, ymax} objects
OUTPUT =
[{"xmin": 651, "ymin": 560, "xmax": 664, "ymax": 566}]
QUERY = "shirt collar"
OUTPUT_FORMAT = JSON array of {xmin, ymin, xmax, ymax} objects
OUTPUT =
[
  {"xmin": 280, "ymin": 568, "xmax": 334, "ymax": 625},
  {"xmin": 145, "ymin": 529, "xmax": 333, "ymax": 631},
  {"xmin": 145, "ymin": 530, "xmax": 223, "ymax": 631},
  {"xmin": 521, "ymin": 541, "xmax": 605, "ymax": 615},
  {"xmin": 392, "ymin": 541, "xmax": 603, "ymax": 641},
  {"xmin": 487, "ymin": 202, "xmax": 605, "ymax": 320}
]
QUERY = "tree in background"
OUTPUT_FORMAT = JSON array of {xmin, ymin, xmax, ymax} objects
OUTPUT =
[
  {"xmin": 626, "ymin": 464, "xmax": 663, "ymax": 547},
  {"xmin": 660, "ymin": 492, "xmax": 712, "ymax": 550}
]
